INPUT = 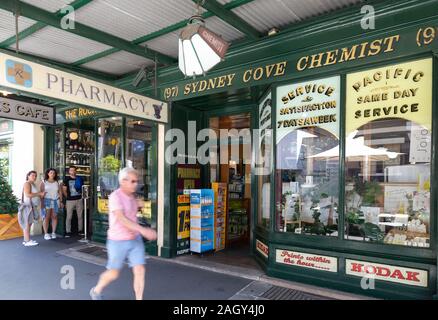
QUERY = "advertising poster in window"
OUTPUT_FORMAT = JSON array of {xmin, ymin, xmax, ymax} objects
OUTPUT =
[
  {"xmin": 176, "ymin": 164, "xmax": 201, "ymax": 255},
  {"xmin": 275, "ymin": 76, "xmax": 340, "ymax": 236},
  {"xmin": 345, "ymin": 58, "xmax": 432, "ymax": 247}
]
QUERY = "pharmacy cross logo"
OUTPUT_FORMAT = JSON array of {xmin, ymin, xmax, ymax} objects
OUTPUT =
[{"xmin": 6, "ymin": 60, "xmax": 33, "ymax": 88}]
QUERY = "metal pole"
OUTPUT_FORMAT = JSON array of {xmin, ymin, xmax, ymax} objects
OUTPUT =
[
  {"xmin": 79, "ymin": 185, "xmax": 89, "ymax": 243},
  {"xmin": 15, "ymin": 1, "xmax": 19, "ymax": 53}
]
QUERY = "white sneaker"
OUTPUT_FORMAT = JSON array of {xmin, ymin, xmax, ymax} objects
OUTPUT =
[
  {"xmin": 44, "ymin": 234, "xmax": 51, "ymax": 240},
  {"xmin": 23, "ymin": 241, "xmax": 38, "ymax": 247},
  {"xmin": 51, "ymin": 233, "xmax": 57, "ymax": 239}
]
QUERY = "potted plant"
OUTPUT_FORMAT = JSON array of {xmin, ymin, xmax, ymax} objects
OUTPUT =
[
  {"xmin": 347, "ymin": 177, "xmax": 383, "ymax": 239},
  {"xmin": 0, "ymin": 175, "xmax": 22, "ymax": 240}
]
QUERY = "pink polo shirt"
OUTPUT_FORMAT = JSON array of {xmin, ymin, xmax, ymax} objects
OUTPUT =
[{"xmin": 107, "ymin": 188, "xmax": 140, "ymax": 241}]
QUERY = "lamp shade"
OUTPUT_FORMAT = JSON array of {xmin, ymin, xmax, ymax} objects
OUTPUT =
[{"xmin": 178, "ymin": 20, "xmax": 229, "ymax": 77}]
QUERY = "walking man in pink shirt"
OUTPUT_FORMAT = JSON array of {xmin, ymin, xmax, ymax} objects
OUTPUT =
[{"xmin": 90, "ymin": 167, "xmax": 157, "ymax": 300}]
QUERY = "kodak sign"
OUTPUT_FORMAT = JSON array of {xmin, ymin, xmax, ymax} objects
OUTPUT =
[{"xmin": 346, "ymin": 259, "xmax": 428, "ymax": 287}]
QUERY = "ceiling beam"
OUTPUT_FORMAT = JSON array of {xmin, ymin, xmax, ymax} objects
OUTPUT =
[
  {"xmin": 72, "ymin": 0, "xmax": 256, "ymax": 66},
  {"xmin": 0, "ymin": 47, "xmax": 119, "ymax": 81},
  {"xmin": 0, "ymin": 0, "xmax": 94, "ymax": 48},
  {"xmin": 195, "ymin": 0, "xmax": 261, "ymax": 39},
  {"xmin": 0, "ymin": 0, "xmax": 176, "ymax": 65}
]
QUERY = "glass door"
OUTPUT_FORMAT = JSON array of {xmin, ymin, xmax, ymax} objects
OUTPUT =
[{"xmin": 125, "ymin": 119, "xmax": 155, "ymax": 228}]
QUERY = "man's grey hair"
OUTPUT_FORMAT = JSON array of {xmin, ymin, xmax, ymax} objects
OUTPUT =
[{"xmin": 118, "ymin": 167, "xmax": 139, "ymax": 183}]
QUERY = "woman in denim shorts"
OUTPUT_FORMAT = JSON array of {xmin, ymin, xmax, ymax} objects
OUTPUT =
[{"xmin": 40, "ymin": 168, "xmax": 63, "ymax": 240}]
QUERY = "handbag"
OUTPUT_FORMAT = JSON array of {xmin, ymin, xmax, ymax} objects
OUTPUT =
[{"xmin": 18, "ymin": 188, "xmax": 32, "ymax": 230}]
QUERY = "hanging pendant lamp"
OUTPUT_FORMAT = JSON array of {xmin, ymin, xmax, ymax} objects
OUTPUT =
[{"xmin": 178, "ymin": 2, "xmax": 229, "ymax": 78}]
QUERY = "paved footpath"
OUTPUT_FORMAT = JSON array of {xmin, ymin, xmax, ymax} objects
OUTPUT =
[
  {"xmin": 0, "ymin": 236, "xmax": 251, "ymax": 300},
  {"xmin": 0, "ymin": 235, "xmax": 367, "ymax": 300}
]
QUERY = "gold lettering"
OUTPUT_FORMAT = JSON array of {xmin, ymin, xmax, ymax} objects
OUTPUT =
[
  {"xmin": 274, "ymin": 62, "xmax": 287, "ymax": 76},
  {"xmin": 184, "ymin": 84, "xmax": 191, "ymax": 95},
  {"xmin": 339, "ymin": 45, "xmax": 358, "ymax": 62},
  {"xmin": 326, "ymin": 87, "xmax": 335, "ymax": 96},
  {"xmin": 297, "ymin": 56, "xmax": 309, "ymax": 71},
  {"xmin": 198, "ymin": 80, "xmax": 208, "ymax": 92},
  {"xmin": 325, "ymin": 50, "xmax": 338, "ymax": 65},
  {"xmin": 226, "ymin": 73, "xmax": 236, "ymax": 86},
  {"xmin": 253, "ymin": 67, "xmax": 264, "ymax": 81},
  {"xmin": 208, "ymin": 78, "xmax": 218, "ymax": 90},
  {"xmin": 373, "ymin": 72, "xmax": 382, "ymax": 81},
  {"xmin": 265, "ymin": 64, "xmax": 275, "ymax": 78},
  {"xmin": 383, "ymin": 35, "xmax": 400, "ymax": 52},
  {"xmin": 191, "ymin": 82, "xmax": 199, "ymax": 93},
  {"xmin": 394, "ymin": 68, "xmax": 403, "ymax": 78},
  {"xmin": 309, "ymin": 53, "xmax": 325, "ymax": 69},
  {"xmin": 413, "ymin": 71, "xmax": 424, "ymax": 82},
  {"xmin": 368, "ymin": 39, "xmax": 383, "ymax": 56},
  {"xmin": 243, "ymin": 70, "xmax": 252, "ymax": 83},
  {"xmin": 217, "ymin": 76, "xmax": 227, "ymax": 88},
  {"xmin": 358, "ymin": 42, "xmax": 369, "ymax": 58}
]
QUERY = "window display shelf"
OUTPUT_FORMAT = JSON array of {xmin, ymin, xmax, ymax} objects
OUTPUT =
[
  {"xmin": 66, "ymin": 164, "xmax": 91, "ymax": 168},
  {"xmin": 66, "ymin": 150, "xmax": 93, "ymax": 155},
  {"xmin": 379, "ymin": 222, "xmax": 406, "ymax": 227}
]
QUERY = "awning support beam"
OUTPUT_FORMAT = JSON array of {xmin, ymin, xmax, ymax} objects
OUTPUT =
[{"xmin": 0, "ymin": 0, "xmax": 176, "ymax": 65}]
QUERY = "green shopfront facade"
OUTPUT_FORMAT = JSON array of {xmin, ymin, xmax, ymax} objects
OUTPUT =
[
  {"xmin": 0, "ymin": 48, "xmax": 167, "ymax": 256},
  {"xmin": 2, "ymin": 0, "xmax": 438, "ymax": 300},
  {"xmin": 137, "ymin": 0, "xmax": 438, "ymax": 299}
]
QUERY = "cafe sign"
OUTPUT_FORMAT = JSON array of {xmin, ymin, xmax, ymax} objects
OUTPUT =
[
  {"xmin": 346, "ymin": 259, "xmax": 428, "ymax": 287},
  {"xmin": 0, "ymin": 51, "xmax": 168, "ymax": 123},
  {"xmin": 276, "ymin": 249, "xmax": 338, "ymax": 273},
  {"xmin": 0, "ymin": 96, "xmax": 54, "ymax": 125}
]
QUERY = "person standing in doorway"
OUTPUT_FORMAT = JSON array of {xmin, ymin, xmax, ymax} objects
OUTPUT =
[
  {"xmin": 20, "ymin": 171, "xmax": 45, "ymax": 246},
  {"xmin": 62, "ymin": 166, "xmax": 84, "ymax": 238},
  {"xmin": 41, "ymin": 168, "xmax": 63, "ymax": 240},
  {"xmin": 89, "ymin": 167, "xmax": 157, "ymax": 300}
]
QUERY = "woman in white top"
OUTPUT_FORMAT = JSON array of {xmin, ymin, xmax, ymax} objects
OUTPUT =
[
  {"xmin": 40, "ymin": 168, "xmax": 63, "ymax": 240},
  {"xmin": 23, "ymin": 170, "xmax": 45, "ymax": 247}
]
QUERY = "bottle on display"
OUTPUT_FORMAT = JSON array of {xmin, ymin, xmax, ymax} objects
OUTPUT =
[
  {"xmin": 78, "ymin": 133, "xmax": 83, "ymax": 151},
  {"xmin": 65, "ymin": 132, "xmax": 70, "ymax": 149}
]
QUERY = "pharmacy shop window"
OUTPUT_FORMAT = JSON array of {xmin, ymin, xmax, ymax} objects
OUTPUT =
[
  {"xmin": 344, "ymin": 118, "xmax": 431, "ymax": 247},
  {"xmin": 275, "ymin": 76, "xmax": 341, "ymax": 236},
  {"xmin": 344, "ymin": 58, "xmax": 432, "ymax": 248},
  {"xmin": 257, "ymin": 93, "xmax": 272, "ymax": 229},
  {"xmin": 96, "ymin": 117, "xmax": 123, "ymax": 214}
]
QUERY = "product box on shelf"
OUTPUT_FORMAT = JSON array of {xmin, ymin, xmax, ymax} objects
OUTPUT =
[{"xmin": 190, "ymin": 189, "xmax": 215, "ymax": 254}]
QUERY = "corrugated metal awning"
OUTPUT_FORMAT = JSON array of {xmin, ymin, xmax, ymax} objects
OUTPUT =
[{"xmin": 0, "ymin": 0, "xmax": 364, "ymax": 81}]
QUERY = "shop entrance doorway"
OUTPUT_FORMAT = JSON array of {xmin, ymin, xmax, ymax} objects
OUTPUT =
[{"xmin": 205, "ymin": 112, "xmax": 259, "ymax": 270}]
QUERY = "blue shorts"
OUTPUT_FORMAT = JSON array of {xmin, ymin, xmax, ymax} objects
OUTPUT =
[
  {"xmin": 42, "ymin": 199, "xmax": 59, "ymax": 219},
  {"xmin": 106, "ymin": 236, "xmax": 147, "ymax": 270}
]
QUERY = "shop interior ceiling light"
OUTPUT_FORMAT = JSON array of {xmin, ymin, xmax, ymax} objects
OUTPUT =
[{"xmin": 178, "ymin": 1, "xmax": 229, "ymax": 78}]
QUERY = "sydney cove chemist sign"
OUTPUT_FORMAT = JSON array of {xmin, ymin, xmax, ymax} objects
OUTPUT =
[{"xmin": 0, "ymin": 52, "xmax": 167, "ymax": 123}]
